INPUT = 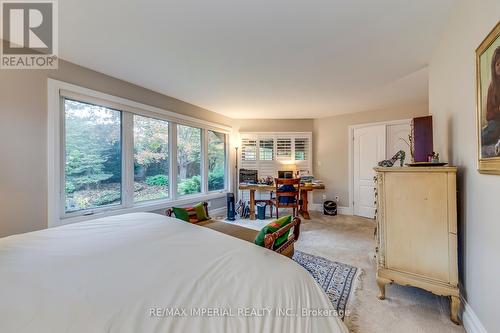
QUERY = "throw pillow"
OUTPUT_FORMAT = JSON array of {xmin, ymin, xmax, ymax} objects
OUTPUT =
[
  {"xmin": 172, "ymin": 207, "xmax": 190, "ymax": 222},
  {"xmin": 172, "ymin": 203, "xmax": 209, "ymax": 223},
  {"xmin": 254, "ymin": 215, "xmax": 292, "ymax": 249},
  {"xmin": 193, "ymin": 202, "xmax": 209, "ymax": 222}
]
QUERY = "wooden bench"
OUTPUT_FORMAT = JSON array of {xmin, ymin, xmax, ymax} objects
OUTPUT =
[{"xmin": 166, "ymin": 203, "xmax": 301, "ymax": 258}]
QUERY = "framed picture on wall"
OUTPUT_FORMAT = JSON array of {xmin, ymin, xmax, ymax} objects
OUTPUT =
[{"xmin": 476, "ymin": 21, "xmax": 500, "ymax": 174}]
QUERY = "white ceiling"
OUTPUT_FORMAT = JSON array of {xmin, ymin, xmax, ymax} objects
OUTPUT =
[{"xmin": 59, "ymin": 0, "xmax": 456, "ymax": 119}]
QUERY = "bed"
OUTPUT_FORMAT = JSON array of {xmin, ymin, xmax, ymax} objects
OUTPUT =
[{"xmin": 0, "ymin": 212, "xmax": 348, "ymax": 333}]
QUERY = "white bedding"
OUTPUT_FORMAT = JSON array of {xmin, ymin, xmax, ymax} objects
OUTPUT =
[{"xmin": 0, "ymin": 213, "xmax": 347, "ymax": 333}]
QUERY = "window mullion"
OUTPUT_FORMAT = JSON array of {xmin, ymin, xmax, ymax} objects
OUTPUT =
[
  {"xmin": 225, "ymin": 133, "xmax": 230, "ymax": 192},
  {"xmin": 122, "ymin": 112, "xmax": 134, "ymax": 208},
  {"xmin": 169, "ymin": 122, "xmax": 177, "ymax": 200},
  {"xmin": 201, "ymin": 129, "xmax": 208, "ymax": 193}
]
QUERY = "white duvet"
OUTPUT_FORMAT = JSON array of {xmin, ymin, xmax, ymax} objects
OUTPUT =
[{"xmin": 0, "ymin": 213, "xmax": 347, "ymax": 333}]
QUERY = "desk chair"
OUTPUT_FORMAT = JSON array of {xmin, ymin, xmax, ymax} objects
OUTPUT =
[{"xmin": 271, "ymin": 178, "xmax": 301, "ymax": 218}]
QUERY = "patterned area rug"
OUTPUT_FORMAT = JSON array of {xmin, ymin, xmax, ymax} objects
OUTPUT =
[{"xmin": 293, "ymin": 251, "xmax": 358, "ymax": 320}]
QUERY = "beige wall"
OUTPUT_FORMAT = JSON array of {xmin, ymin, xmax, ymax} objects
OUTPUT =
[
  {"xmin": 232, "ymin": 119, "xmax": 313, "ymax": 133},
  {"xmin": 0, "ymin": 60, "xmax": 232, "ymax": 238},
  {"xmin": 429, "ymin": 0, "xmax": 500, "ymax": 330},
  {"xmin": 312, "ymin": 104, "xmax": 429, "ymax": 207}
]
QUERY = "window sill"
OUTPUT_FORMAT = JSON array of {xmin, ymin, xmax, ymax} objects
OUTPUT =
[{"xmin": 55, "ymin": 191, "xmax": 228, "ymax": 227}]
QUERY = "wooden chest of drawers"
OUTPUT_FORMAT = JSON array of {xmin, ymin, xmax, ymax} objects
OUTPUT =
[{"xmin": 374, "ymin": 167, "xmax": 460, "ymax": 324}]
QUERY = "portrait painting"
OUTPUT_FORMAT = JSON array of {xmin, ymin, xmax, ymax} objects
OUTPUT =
[{"xmin": 476, "ymin": 21, "xmax": 500, "ymax": 174}]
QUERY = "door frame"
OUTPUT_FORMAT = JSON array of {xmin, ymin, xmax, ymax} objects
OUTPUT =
[{"xmin": 348, "ymin": 119, "xmax": 411, "ymax": 216}]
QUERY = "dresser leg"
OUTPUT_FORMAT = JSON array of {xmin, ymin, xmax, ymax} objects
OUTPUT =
[
  {"xmin": 377, "ymin": 277, "xmax": 389, "ymax": 300},
  {"xmin": 450, "ymin": 296, "xmax": 460, "ymax": 324}
]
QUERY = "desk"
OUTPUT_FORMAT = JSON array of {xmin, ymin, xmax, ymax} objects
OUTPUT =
[{"xmin": 238, "ymin": 183, "xmax": 325, "ymax": 220}]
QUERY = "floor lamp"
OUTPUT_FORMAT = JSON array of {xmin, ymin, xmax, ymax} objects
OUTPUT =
[{"xmin": 234, "ymin": 146, "xmax": 239, "ymax": 200}]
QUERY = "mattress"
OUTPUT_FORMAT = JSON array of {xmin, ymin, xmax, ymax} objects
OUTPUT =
[{"xmin": 0, "ymin": 212, "xmax": 347, "ymax": 333}]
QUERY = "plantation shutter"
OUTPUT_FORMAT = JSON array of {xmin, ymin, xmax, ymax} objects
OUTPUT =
[
  {"xmin": 294, "ymin": 137, "xmax": 309, "ymax": 161},
  {"xmin": 241, "ymin": 138, "xmax": 257, "ymax": 162},
  {"xmin": 276, "ymin": 138, "xmax": 292, "ymax": 160},
  {"xmin": 258, "ymin": 137, "xmax": 275, "ymax": 181},
  {"xmin": 239, "ymin": 137, "xmax": 257, "ymax": 202},
  {"xmin": 238, "ymin": 133, "xmax": 312, "ymax": 201},
  {"xmin": 259, "ymin": 138, "xmax": 274, "ymax": 161}
]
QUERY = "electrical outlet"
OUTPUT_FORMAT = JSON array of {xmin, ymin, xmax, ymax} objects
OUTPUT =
[
  {"xmin": 322, "ymin": 194, "xmax": 327, "ymax": 200},
  {"xmin": 335, "ymin": 195, "xmax": 340, "ymax": 202}
]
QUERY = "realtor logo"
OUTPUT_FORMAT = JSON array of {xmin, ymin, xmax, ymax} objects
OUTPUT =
[{"xmin": 1, "ymin": 0, "xmax": 58, "ymax": 69}]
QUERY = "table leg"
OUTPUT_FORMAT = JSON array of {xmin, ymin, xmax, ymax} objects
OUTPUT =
[
  {"xmin": 299, "ymin": 190, "xmax": 311, "ymax": 219},
  {"xmin": 249, "ymin": 189, "xmax": 256, "ymax": 220}
]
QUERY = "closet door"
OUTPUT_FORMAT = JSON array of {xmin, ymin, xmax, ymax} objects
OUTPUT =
[{"xmin": 353, "ymin": 125, "xmax": 386, "ymax": 218}]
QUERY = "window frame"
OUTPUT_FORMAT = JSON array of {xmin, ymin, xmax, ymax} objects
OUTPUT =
[{"xmin": 48, "ymin": 79, "xmax": 231, "ymax": 227}]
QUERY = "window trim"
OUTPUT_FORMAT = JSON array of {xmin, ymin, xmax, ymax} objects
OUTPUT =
[{"xmin": 48, "ymin": 79, "xmax": 231, "ymax": 227}]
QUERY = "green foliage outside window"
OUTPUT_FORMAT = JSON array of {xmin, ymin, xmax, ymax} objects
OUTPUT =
[
  {"xmin": 145, "ymin": 175, "xmax": 169, "ymax": 186},
  {"xmin": 178, "ymin": 175, "xmax": 201, "ymax": 195}
]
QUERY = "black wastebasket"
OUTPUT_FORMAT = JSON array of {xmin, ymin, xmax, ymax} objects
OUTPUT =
[
  {"xmin": 323, "ymin": 201, "xmax": 337, "ymax": 216},
  {"xmin": 257, "ymin": 203, "xmax": 267, "ymax": 220}
]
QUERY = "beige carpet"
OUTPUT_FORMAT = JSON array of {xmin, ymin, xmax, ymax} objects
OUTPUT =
[{"xmin": 214, "ymin": 211, "xmax": 466, "ymax": 333}]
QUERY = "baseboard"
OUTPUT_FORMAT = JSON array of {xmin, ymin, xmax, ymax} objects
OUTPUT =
[
  {"xmin": 309, "ymin": 203, "xmax": 322, "ymax": 212},
  {"xmin": 461, "ymin": 296, "xmax": 488, "ymax": 333},
  {"xmin": 209, "ymin": 206, "xmax": 227, "ymax": 217},
  {"xmin": 211, "ymin": 204, "xmax": 354, "ymax": 218},
  {"xmin": 310, "ymin": 203, "xmax": 353, "ymax": 216},
  {"xmin": 338, "ymin": 206, "xmax": 353, "ymax": 215}
]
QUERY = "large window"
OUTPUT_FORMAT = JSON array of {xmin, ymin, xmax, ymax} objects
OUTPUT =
[
  {"xmin": 177, "ymin": 125, "xmax": 202, "ymax": 196},
  {"xmin": 64, "ymin": 99, "xmax": 122, "ymax": 213},
  {"xmin": 134, "ymin": 115, "xmax": 169, "ymax": 202},
  {"xmin": 51, "ymin": 80, "xmax": 229, "ymax": 223},
  {"xmin": 208, "ymin": 130, "xmax": 226, "ymax": 191}
]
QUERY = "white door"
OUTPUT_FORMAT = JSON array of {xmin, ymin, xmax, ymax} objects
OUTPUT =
[{"xmin": 353, "ymin": 125, "xmax": 386, "ymax": 218}]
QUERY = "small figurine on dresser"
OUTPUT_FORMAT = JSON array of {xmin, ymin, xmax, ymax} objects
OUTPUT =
[
  {"xmin": 378, "ymin": 150, "xmax": 406, "ymax": 167},
  {"xmin": 427, "ymin": 152, "xmax": 440, "ymax": 163}
]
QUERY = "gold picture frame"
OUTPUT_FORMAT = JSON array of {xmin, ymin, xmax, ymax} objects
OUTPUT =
[{"xmin": 476, "ymin": 21, "xmax": 500, "ymax": 174}]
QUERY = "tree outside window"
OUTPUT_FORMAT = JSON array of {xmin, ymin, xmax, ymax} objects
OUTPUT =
[
  {"xmin": 64, "ymin": 99, "xmax": 122, "ymax": 212},
  {"xmin": 134, "ymin": 115, "xmax": 169, "ymax": 202},
  {"xmin": 208, "ymin": 130, "xmax": 226, "ymax": 191},
  {"xmin": 177, "ymin": 125, "xmax": 201, "ymax": 195}
]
